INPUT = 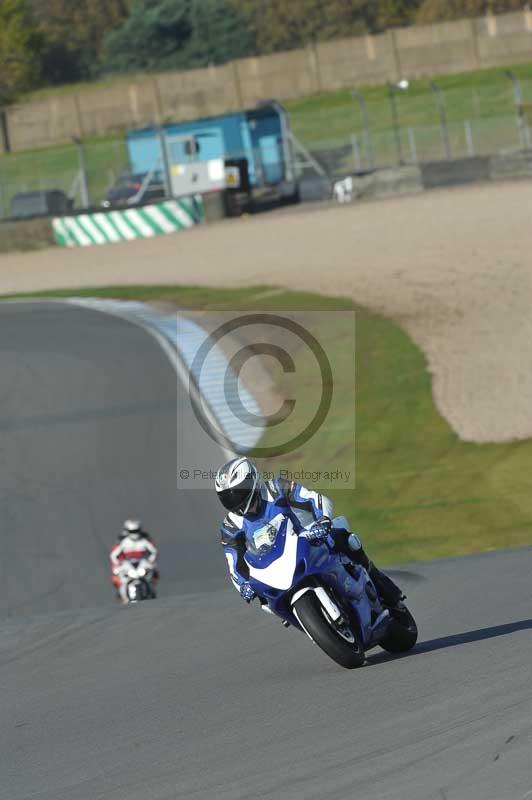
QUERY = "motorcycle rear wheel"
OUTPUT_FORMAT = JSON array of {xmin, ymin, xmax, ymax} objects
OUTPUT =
[{"xmin": 293, "ymin": 592, "xmax": 365, "ymax": 669}]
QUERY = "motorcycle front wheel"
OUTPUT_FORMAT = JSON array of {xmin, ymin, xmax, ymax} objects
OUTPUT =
[{"xmin": 293, "ymin": 591, "xmax": 365, "ymax": 669}]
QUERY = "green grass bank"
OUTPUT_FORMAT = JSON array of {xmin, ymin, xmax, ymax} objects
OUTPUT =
[{"xmin": 4, "ymin": 283, "xmax": 532, "ymax": 567}]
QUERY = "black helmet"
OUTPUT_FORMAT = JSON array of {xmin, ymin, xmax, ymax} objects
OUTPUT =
[{"xmin": 214, "ymin": 457, "xmax": 261, "ymax": 514}]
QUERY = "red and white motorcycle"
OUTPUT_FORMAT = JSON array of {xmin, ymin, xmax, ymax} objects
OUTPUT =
[{"xmin": 115, "ymin": 558, "xmax": 156, "ymax": 603}]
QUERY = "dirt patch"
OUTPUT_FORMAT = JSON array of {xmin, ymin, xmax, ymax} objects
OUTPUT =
[
  {"xmin": 1, "ymin": 181, "xmax": 532, "ymax": 444},
  {"xmin": 0, "ymin": 217, "xmax": 55, "ymax": 253}
]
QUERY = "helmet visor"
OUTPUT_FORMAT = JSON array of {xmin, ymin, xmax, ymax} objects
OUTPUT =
[{"xmin": 218, "ymin": 475, "xmax": 256, "ymax": 512}]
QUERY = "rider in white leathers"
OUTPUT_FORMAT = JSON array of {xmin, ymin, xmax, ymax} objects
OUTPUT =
[{"xmin": 110, "ymin": 519, "xmax": 158, "ymax": 602}]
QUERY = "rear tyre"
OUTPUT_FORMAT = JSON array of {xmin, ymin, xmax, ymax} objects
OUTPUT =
[
  {"xmin": 379, "ymin": 606, "xmax": 418, "ymax": 653},
  {"xmin": 293, "ymin": 591, "xmax": 365, "ymax": 669}
]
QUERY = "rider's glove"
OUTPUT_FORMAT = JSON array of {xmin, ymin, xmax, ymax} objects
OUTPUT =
[
  {"xmin": 240, "ymin": 582, "xmax": 256, "ymax": 603},
  {"xmin": 304, "ymin": 516, "xmax": 332, "ymax": 545}
]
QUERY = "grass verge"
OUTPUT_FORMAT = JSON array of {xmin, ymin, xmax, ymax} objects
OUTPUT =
[{"xmin": 3, "ymin": 283, "xmax": 532, "ymax": 566}]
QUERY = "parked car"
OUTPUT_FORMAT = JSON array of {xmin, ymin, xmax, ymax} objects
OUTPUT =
[
  {"xmin": 101, "ymin": 173, "xmax": 166, "ymax": 208},
  {"xmin": 10, "ymin": 190, "xmax": 72, "ymax": 220}
]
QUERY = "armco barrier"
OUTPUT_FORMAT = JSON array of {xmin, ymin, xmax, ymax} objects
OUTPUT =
[
  {"xmin": 52, "ymin": 196, "xmax": 203, "ymax": 247},
  {"xmin": 420, "ymin": 156, "xmax": 491, "ymax": 189},
  {"xmin": 353, "ymin": 166, "xmax": 423, "ymax": 199},
  {"xmin": 489, "ymin": 150, "xmax": 532, "ymax": 182},
  {"xmin": 333, "ymin": 149, "xmax": 532, "ymax": 205},
  {"xmin": 3, "ymin": 149, "xmax": 531, "ymax": 255}
]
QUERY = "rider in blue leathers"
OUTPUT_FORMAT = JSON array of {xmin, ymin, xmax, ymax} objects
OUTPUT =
[{"xmin": 215, "ymin": 457, "xmax": 403, "ymax": 607}]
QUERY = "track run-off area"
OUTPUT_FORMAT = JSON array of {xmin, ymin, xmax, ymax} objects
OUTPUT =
[{"xmin": 1, "ymin": 301, "xmax": 532, "ymax": 800}]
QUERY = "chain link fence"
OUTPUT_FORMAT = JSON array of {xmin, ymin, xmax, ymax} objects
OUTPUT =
[
  {"xmin": 0, "ymin": 139, "xmax": 128, "ymax": 221},
  {"xmin": 303, "ymin": 114, "xmax": 527, "ymax": 177},
  {"xmin": 290, "ymin": 75, "xmax": 532, "ymax": 175},
  {"xmin": 2, "ymin": 73, "xmax": 532, "ymax": 220}
]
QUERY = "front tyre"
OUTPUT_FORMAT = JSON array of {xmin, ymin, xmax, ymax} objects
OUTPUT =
[
  {"xmin": 379, "ymin": 605, "xmax": 418, "ymax": 653},
  {"xmin": 293, "ymin": 592, "xmax": 365, "ymax": 669}
]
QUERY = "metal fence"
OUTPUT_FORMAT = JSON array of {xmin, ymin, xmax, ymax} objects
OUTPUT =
[
  {"xmin": 301, "ymin": 113, "xmax": 529, "ymax": 177},
  {"xmin": 0, "ymin": 139, "xmax": 128, "ymax": 220},
  {"xmin": 1, "ymin": 72, "xmax": 532, "ymax": 221},
  {"xmin": 291, "ymin": 73, "xmax": 532, "ymax": 175}
]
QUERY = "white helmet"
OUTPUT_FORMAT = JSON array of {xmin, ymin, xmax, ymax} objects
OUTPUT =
[
  {"xmin": 215, "ymin": 457, "xmax": 261, "ymax": 514},
  {"xmin": 121, "ymin": 518, "xmax": 142, "ymax": 540}
]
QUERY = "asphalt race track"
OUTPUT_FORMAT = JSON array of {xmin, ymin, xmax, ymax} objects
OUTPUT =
[
  {"xmin": 0, "ymin": 302, "xmax": 226, "ymax": 616},
  {"xmin": 2, "ymin": 302, "xmax": 532, "ymax": 800}
]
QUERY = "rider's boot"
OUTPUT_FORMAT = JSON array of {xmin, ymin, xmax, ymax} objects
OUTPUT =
[
  {"xmin": 367, "ymin": 566, "xmax": 404, "ymax": 609},
  {"xmin": 337, "ymin": 532, "xmax": 404, "ymax": 609}
]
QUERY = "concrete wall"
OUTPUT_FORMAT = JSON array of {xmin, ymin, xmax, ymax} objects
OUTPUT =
[
  {"xmin": 5, "ymin": 9, "xmax": 532, "ymax": 153},
  {"xmin": 333, "ymin": 149, "xmax": 532, "ymax": 203}
]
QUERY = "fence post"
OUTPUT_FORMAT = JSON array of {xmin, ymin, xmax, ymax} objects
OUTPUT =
[
  {"xmin": 310, "ymin": 39, "xmax": 323, "ymax": 93},
  {"xmin": 270, "ymin": 101, "xmax": 295, "ymax": 183},
  {"xmin": 350, "ymin": 134, "xmax": 361, "ymax": 172},
  {"xmin": 150, "ymin": 77, "xmax": 164, "ymax": 125},
  {"xmin": 505, "ymin": 70, "xmax": 528, "ymax": 150},
  {"xmin": 73, "ymin": 95, "xmax": 84, "ymax": 139},
  {"xmin": 387, "ymin": 82, "xmax": 403, "ymax": 165},
  {"xmin": 430, "ymin": 81, "xmax": 451, "ymax": 159},
  {"xmin": 231, "ymin": 61, "xmax": 244, "ymax": 109},
  {"xmin": 73, "ymin": 137, "xmax": 89, "ymax": 208},
  {"xmin": 157, "ymin": 127, "xmax": 172, "ymax": 197},
  {"xmin": 0, "ymin": 175, "xmax": 5, "ymax": 218},
  {"xmin": 464, "ymin": 120, "xmax": 475, "ymax": 156},
  {"xmin": 407, "ymin": 128, "xmax": 418, "ymax": 164},
  {"xmin": 469, "ymin": 19, "xmax": 481, "ymax": 69},
  {"xmin": 351, "ymin": 91, "xmax": 375, "ymax": 171},
  {"xmin": 0, "ymin": 108, "xmax": 10, "ymax": 153},
  {"xmin": 389, "ymin": 30, "xmax": 403, "ymax": 84}
]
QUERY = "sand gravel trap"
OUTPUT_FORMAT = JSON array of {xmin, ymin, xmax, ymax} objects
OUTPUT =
[{"xmin": 1, "ymin": 180, "xmax": 532, "ymax": 444}]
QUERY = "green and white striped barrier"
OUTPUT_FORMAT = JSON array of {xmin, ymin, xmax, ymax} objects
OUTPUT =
[{"xmin": 52, "ymin": 196, "xmax": 203, "ymax": 247}]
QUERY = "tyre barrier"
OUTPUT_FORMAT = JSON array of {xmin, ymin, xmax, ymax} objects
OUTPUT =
[{"xmin": 52, "ymin": 196, "xmax": 203, "ymax": 247}]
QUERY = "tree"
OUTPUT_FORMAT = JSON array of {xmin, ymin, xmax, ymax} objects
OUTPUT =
[
  {"xmin": 100, "ymin": 0, "xmax": 255, "ymax": 74},
  {"xmin": 100, "ymin": 0, "xmax": 192, "ymax": 73},
  {"xmin": 377, "ymin": 0, "xmax": 422, "ymax": 28},
  {"xmin": 231, "ymin": 0, "xmax": 375, "ymax": 53},
  {"xmin": 0, "ymin": 0, "xmax": 40, "ymax": 102},
  {"xmin": 184, "ymin": 0, "xmax": 255, "ymax": 66},
  {"xmin": 230, "ymin": 0, "xmax": 422, "ymax": 54},
  {"xmin": 28, "ymin": 0, "xmax": 131, "ymax": 83},
  {"xmin": 417, "ymin": 0, "xmax": 524, "ymax": 24}
]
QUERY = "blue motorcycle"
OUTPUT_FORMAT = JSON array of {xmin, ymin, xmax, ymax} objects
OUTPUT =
[{"xmin": 245, "ymin": 515, "xmax": 418, "ymax": 669}]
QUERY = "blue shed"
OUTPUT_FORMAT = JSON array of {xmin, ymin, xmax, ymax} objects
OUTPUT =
[{"xmin": 126, "ymin": 102, "xmax": 294, "ymax": 198}]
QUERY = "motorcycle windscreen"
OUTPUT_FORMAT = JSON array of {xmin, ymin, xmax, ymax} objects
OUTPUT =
[{"xmin": 245, "ymin": 513, "xmax": 289, "ymax": 556}]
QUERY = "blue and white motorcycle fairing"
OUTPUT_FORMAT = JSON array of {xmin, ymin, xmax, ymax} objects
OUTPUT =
[{"xmin": 244, "ymin": 514, "xmax": 401, "ymax": 660}]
